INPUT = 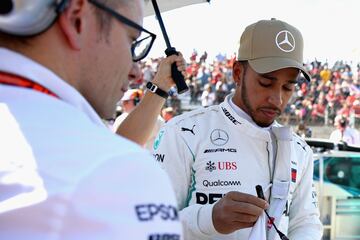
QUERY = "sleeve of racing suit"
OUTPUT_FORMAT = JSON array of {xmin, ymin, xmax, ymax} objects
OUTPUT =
[
  {"xmin": 288, "ymin": 149, "xmax": 323, "ymax": 240},
  {"xmin": 153, "ymin": 123, "xmax": 220, "ymax": 238}
]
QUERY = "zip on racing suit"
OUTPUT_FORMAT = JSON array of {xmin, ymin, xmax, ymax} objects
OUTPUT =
[{"xmin": 152, "ymin": 94, "xmax": 323, "ymax": 240}]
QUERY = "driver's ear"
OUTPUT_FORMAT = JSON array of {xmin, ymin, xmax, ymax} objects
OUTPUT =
[{"xmin": 233, "ymin": 61, "xmax": 245, "ymax": 86}]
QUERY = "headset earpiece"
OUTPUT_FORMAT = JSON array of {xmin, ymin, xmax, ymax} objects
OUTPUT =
[
  {"xmin": 0, "ymin": 0, "xmax": 69, "ymax": 36},
  {"xmin": 56, "ymin": 0, "xmax": 69, "ymax": 14},
  {"xmin": 0, "ymin": 0, "xmax": 13, "ymax": 15}
]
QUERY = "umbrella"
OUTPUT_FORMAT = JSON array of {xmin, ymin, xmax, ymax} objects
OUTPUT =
[
  {"xmin": 144, "ymin": 0, "xmax": 210, "ymax": 17},
  {"xmin": 144, "ymin": 0, "xmax": 210, "ymax": 94}
]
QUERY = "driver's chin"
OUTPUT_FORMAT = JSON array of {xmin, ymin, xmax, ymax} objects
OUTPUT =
[{"xmin": 253, "ymin": 116, "xmax": 274, "ymax": 128}]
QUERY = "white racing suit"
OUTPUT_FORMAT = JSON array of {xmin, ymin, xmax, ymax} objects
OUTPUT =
[{"xmin": 152, "ymin": 94, "xmax": 323, "ymax": 240}]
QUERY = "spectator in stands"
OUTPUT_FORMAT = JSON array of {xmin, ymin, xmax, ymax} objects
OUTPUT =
[
  {"xmin": 215, "ymin": 77, "xmax": 228, "ymax": 104},
  {"xmin": 142, "ymin": 61, "xmax": 154, "ymax": 83},
  {"xmin": 296, "ymin": 121, "xmax": 312, "ymax": 138},
  {"xmin": 196, "ymin": 65, "xmax": 210, "ymax": 87},
  {"xmin": 311, "ymin": 93, "xmax": 326, "ymax": 123},
  {"xmin": 337, "ymin": 102, "xmax": 352, "ymax": 118},
  {"xmin": 162, "ymin": 107, "xmax": 175, "ymax": 122},
  {"xmin": 188, "ymin": 77, "xmax": 201, "ymax": 105},
  {"xmin": 190, "ymin": 49, "xmax": 198, "ymax": 62},
  {"xmin": 320, "ymin": 64, "xmax": 331, "ymax": 84},
  {"xmin": 330, "ymin": 115, "xmax": 360, "ymax": 145},
  {"xmin": 201, "ymin": 83, "xmax": 215, "ymax": 107},
  {"xmin": 199, "ymin": 51, "xmax": 208, "ymax": 63},
  {"xmin": 326, "ymin": 101, "xmax": 337, "ymax": 125},
  {"xmin": 353, "ymin": 99, "xmax": 360, "ymax": 127},
  {"xmin": 112, "ymin": 89, "xmax": 142, "ymax": 132}
]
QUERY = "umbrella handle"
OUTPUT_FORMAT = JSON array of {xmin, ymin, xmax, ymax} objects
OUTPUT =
[{"xmin": 165, "ymin": 47, "xmax": 189, "ymax": 94}]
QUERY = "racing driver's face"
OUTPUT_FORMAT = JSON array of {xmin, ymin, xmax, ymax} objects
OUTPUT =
[{"xmin": 232, "ymin": 61, "xmax": 299, "ymax": 127}]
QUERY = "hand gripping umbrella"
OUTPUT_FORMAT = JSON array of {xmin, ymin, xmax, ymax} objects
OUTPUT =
[{"xmin": 145, "ymin": 0, "xmax": 210, "ymax": 94}]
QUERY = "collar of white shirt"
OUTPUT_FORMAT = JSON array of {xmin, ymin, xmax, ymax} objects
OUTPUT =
[{"xmin": 0, "ymin": 47, "xmax": 105, "ymax": 127}]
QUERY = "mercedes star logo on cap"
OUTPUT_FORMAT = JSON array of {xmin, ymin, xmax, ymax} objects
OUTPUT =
[
  {"xmin": 210, "ymin": 129, "xmax": 229, "ymax": 146},
  {"xmin": 275, "ymin": 30, "xmax": 295, "ymax": 53}
]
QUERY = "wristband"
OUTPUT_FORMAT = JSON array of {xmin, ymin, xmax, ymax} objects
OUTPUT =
[{"xmin": 146, "ymin": 82, "xmax": 169, "ymax": 99}]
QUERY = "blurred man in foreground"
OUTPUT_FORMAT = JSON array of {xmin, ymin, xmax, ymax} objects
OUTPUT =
[{"xmin": 0, "ymin": 0, "xmax": 184, "ymax": 239}]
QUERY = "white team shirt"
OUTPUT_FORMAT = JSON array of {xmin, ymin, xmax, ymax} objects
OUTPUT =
[{"xmin": 0, "ymin": 48, "xmax": 182, "ymax": 239}]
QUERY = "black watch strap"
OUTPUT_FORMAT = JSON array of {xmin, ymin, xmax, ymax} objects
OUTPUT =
[{"xmin": 146, "ymin": 82, "xmax": 169, "ymax": 99}]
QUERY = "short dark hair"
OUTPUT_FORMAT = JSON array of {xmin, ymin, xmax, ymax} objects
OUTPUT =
[
  {"xmin": 236, "ymin": 60, "xmax": 248, "ymax": 67},
  {"xmin": 91, "ymin": 0, "xmax": 122, "ymax": 37},
  {"xmin": 235, "ymin": 60, "xmax": 248, "ymax": 75}
]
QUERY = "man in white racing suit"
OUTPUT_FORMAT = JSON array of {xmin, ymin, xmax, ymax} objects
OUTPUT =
[{"xmin": 153, "ymin": 19, "xmax": 323, "ymax": 239}]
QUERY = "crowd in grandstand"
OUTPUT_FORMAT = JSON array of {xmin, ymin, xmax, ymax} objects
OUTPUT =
[{"xmin": 125, "ymin": 49, "xmax": 360, "ymax": 130}]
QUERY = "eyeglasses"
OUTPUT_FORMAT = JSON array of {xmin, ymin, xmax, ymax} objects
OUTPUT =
[{"xmin": 88, "ymin": 0, "xmax": 156, "ymax": 62}]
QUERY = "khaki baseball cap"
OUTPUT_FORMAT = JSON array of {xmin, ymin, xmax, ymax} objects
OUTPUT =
[{"xmin": 237, "ymin": 18, "xmax": 311, "ymax": 81}]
